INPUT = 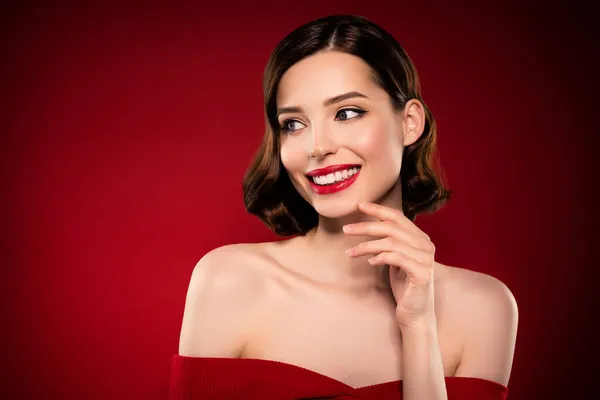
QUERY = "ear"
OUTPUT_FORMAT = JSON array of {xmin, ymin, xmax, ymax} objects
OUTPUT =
[{"xmin": 401, "ymin": 99, "xmax": 426, "ymax": 146}]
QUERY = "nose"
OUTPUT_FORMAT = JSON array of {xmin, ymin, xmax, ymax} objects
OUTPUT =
[{"xmin": 308, "ymin": 125, "xmax": 336, "ymax": 159}]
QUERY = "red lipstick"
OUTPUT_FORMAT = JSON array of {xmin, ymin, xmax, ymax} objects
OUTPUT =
[
  {"xmin": 306, "ymin": 165, "xmax": 361, "ymax": 195},
  {"xmin": 306, "ymin": 164, "xmax": 361, "ymax": 177}
]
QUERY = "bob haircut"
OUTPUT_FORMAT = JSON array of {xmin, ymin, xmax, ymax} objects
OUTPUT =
[{"xmin": 243, "ymin": 14, "xmax": 452, "ymax": 237}]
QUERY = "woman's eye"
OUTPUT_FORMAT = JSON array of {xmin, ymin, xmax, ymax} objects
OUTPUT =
[
  {"xmin": 280, "ymin": 120, "xmax": 304, "ymax": 133},
  {"xmin": 279, "ymin": 109, "xmax": 366, "ymax": 134},
  {"xmin": 336, "ymin": 108, "xmax": 366, "ymax": 121}
]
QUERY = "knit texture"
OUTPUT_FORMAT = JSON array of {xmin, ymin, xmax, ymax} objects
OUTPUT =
[{"xmin": 169, "ymin": 355, "xmax": 508, "ymax": 400}]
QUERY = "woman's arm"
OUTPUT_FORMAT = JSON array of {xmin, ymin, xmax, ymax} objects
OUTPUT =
[
  {"xmin": 453, "ymin": 276, "xmax": 519, "ymax": 386},
  {"xmin": 401, "ymin": 318, "xmax": 448, "ymax": 400},
  {"xmin": 178, "ymin": 244, "xmax": 265, "ymax": 358},
  {"xmin": 400, "ymin": 276, "xmax": 518, "ymax": 399}
]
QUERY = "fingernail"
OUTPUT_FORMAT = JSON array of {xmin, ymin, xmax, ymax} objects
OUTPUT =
[{"xmin": 343, "ymin": 224, "xmax": 354, "ymax": 232}]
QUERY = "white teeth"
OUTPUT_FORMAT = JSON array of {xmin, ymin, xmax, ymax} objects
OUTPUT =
[{"xmin": 312, "ymin": 167, "xmax": 360, "ymax": 186}]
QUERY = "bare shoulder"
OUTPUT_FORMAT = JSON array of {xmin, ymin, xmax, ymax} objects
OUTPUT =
[
  {"xmin": 442, "ymin": 264, "xmax": 518, "ymax": 314},
  {"xmin": 442, "ymin": 263, "xmax": 519, "ymax": 386},
  {"xmin": 177, "ymin": 243, "xmax": 270, "ymax": 358}
]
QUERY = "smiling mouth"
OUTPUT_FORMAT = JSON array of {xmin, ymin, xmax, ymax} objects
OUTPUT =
[{"xmin": 306, "ymin": 166, "xmax": 362, "ymax": 186}]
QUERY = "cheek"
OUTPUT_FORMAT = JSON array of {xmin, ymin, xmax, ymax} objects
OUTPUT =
[
  {"xmin": 354, "ymin": 121, "xmax": 395, "ymax": 159},
  {"xmin": 280, "ymin": 141, "xmax": 305, "ymax": 170}
]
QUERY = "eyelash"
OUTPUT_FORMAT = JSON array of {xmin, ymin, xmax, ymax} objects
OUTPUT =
[{"xmin": 278, "ymin": 108, "xmax": 367, "ymax": 134}]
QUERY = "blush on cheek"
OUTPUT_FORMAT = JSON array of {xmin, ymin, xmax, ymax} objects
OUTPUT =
[
  {"xmin": 356, "ymin": 127, "xmax": 389, "ymax": 158},
  {"xmin": 280, "ymin": 146, "xmax": 306, "ymax": 171}
]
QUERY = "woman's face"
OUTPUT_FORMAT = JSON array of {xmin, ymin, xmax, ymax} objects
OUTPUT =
[{"xmin": 277, "ymin": 50, "xmax": 422, "ymax": 218}]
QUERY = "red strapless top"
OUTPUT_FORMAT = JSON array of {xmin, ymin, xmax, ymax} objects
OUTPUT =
[{"xmin": 169, "ymin": 355, "xmax": 508, "ymax": 399}]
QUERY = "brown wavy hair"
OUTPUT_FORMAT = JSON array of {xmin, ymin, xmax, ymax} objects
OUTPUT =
[{"xmin": 243, "ymin": 14, "xmax": 453, "ymax": 237}]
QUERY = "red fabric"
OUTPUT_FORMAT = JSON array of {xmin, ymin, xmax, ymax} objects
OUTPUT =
[{"xmin": 169, "ymin": 355, "xmax": 508, "ymax": 399}]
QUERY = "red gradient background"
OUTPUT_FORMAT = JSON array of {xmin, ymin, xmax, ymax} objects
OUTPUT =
[{"xmin": 2, "ymin": 1, "xmax": 597, "ymax": 399}]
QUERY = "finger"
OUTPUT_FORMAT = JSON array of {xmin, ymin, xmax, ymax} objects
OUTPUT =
[
  {"xmin": 368, "ymin": 251, "xmax": 433, "ymax": 286},
  {"xmin": 357, "ymin": 201, "xmax": 427, "ymax": 237},
  {"xmin": 343, "ymin": 220, "xmax": 432, "ymax": 252},
  {"xmin": 347, "ymin": 237, "xmax": 432, "ymax": 265}
]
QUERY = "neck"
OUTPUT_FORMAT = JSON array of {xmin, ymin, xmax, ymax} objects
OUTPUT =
[{"xmin": 300, "ymin": 181, "xmax": 404, "ymax": 294}]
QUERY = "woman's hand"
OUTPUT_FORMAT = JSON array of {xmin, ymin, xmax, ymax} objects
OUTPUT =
[{"xmin": 343, "ymin": 201, "xmax": 437, "ymax": 330}]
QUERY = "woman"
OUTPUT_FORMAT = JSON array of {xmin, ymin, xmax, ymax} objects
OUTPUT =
[{"xmin": 170, "ymin": 14, "xmax": 518, "ymax": 400}]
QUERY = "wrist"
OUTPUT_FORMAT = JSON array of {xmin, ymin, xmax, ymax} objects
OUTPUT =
[{"xmin": 399, "ymin": 317, "xmax": 438, "ymax": 336}]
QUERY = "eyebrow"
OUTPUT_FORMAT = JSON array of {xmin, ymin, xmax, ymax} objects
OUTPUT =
[{"xmin": 276, "ymin": 91, "xmax": 368, "ymax": 118}]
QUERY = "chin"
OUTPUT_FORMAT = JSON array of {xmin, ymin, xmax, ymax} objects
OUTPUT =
[{"xmin": 311, "ymin": 200, "xmax": 362, "ymax": 219}]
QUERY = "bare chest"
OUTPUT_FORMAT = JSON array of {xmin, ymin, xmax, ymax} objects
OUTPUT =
[{"xmin": 242, "ymin": 284, "xmax": 461, "ymax": 388}]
